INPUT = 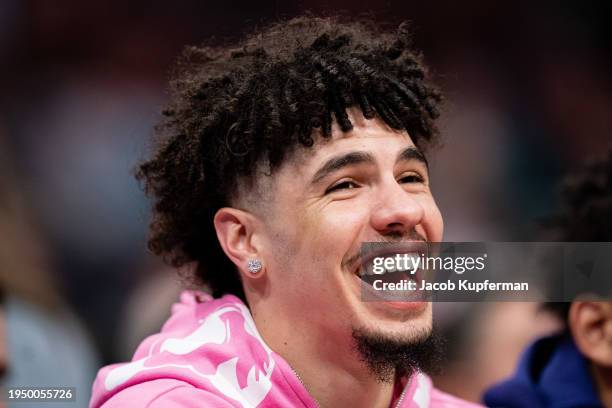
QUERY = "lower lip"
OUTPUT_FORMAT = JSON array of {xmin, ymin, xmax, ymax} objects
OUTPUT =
[{"xmin": 380, "ymin": 300, "xmax": 427, "ymax": 311}]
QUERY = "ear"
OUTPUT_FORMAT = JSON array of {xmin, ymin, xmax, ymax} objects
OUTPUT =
[
  {"xmin": 569, "ymin": 301, "xmax": 612, "ymax": 367},
  {"xmin": 214, "ymin": 207, "xmax": 265, "ymax": 280}
]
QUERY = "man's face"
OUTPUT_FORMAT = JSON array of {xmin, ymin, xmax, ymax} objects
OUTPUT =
[{"xmin": 258, "ymin": 110, "xmax": 443, "ymax": 345}]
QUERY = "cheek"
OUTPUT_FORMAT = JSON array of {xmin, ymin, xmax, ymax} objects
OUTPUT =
[
  {"xmin": 275, "ymin": 200, "xmax": 369, "ymax": 279},
  {"xmin": 316, "ymin": 205, "xmax": 367, "ymax": 236},
  {"xmin": 298, "ymin": 203, "xmax": 366, "ymax": 259},
  {"xmin": 419, "ymin": 196, "xmax": 444, "ymax": 242}
]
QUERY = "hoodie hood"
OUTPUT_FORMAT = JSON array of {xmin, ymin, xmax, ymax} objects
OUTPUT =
[
  {"xmin": 91, "ymin": 290, "xmax": 479, "ymax": 408},
  {"xmin": 484, "ymin": 334, "xmax": 602, "ymax": 408}
]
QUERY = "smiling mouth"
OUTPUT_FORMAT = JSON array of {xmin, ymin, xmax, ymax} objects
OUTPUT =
[
  {"xmin": 348, "ymin": 242, "xmax": 430, "ymax": 303},
  {"xmin": 351, "ymin": 242, "xmax": 427, "ymax": 277}
]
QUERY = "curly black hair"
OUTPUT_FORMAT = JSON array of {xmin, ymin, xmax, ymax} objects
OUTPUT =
[
  {"xmin": 137, "ymin": 15, "xmax": 444, "ymax": 301},
  {"xmin": 543, "ymin": 148, "xmax": 612, "ymax": 323}
]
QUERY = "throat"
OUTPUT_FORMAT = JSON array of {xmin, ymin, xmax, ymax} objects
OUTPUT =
[
  {"xmin": 261, "ymin": 322, "xmax": 398, "ymax": 408},
  {"xmin": 291, "ymin": 361, "xmax": 397, "ymax": 408}
]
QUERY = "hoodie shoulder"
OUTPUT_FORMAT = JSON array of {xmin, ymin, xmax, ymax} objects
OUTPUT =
[
  {"xmin": 90, "ymin": 291, "xmax": 296, "ymax": 408},
  {"xmin": 98, "ymin": 379, "xmax": 234, "ymax": 408}
]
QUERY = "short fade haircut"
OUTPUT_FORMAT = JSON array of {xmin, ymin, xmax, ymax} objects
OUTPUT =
[{"xmin": 137, "ymin": 15, "xmax": 443, "ymax": 301}]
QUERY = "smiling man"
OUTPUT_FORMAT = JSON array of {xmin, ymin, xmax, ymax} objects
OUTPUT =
[{"xmin": 90, "ymin": 16, "xmax": 478, "ymax": 408}]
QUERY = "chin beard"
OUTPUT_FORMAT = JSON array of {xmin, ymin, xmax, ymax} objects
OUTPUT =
[{"xmin": 351, "ymin": 326, "xmax": 444, "ymax": 383}]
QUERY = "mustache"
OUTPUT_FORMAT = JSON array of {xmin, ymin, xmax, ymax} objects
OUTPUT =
[{"xmin": 341, "ymin": 229, "xmax": 428, "ymax": 271}]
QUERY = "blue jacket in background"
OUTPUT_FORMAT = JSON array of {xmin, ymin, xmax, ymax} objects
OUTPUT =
[{"xmin": 483, "ymin": 333, "xmax": 603, "ymax": 408}]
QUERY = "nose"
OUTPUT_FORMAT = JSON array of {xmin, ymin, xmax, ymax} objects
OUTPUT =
[{"xmin": 370, "ymin": 179, "xmax": 425, "ymax": 237}]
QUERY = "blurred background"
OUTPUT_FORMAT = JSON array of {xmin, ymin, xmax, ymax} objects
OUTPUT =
[{"xmin": 0, "ymin": 0, "xmax": 610, "ymax": 405}]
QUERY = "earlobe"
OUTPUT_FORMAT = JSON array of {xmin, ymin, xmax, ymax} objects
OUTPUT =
[
  {"xmin": 569, "ymin": 301, "xmax": 612, "ymax": 367},
  {"xmin": 214, "ymin": 207, "xmax": 265, "ymax": 279}
]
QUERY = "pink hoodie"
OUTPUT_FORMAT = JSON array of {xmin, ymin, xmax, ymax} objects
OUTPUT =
[{"xmin": 90, "ymin": 291, "xmax": 480, "ymax": 408}]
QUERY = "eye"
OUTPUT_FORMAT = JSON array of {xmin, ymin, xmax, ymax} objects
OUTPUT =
[
  {"xmin": 325, "ymin": 180, "xmax": 360, "ymax": 194},
  {"xmin": 398, "ymin": 173, "xmax": 425, "ymax": 184}
]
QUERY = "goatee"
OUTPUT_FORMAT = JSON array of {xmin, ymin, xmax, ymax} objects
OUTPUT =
[{"xmin": 352, "ymin": 327, "xmax": 444, "ymax": 383}]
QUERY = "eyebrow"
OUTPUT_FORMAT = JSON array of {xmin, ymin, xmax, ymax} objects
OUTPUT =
[
  {"xmin": 397, "ymin": 146, "xmax": 428, "ymax": 169},
  {"xmin": 311, "ymin": 151, "xmax": 376, "ymax": 184},
  {"xmin": 310, "ymin": 146, "xmax": 428, "ymax": 185}
]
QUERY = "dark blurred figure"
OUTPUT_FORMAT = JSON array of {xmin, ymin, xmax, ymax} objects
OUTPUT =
[
  {"xmin": 0, "ymin": 134, "xmax": 99, "ymax": 408},
  {"xmin": 485, "ymin": 149, "xmax": 612, "ymax": 407},
  {"xmin": 432, "ymin": 301, "xmax": 561, "ymax": 402}
]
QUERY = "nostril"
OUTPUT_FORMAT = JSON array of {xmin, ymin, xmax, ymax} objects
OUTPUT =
[{"xmin": 383, "ymin": 228, "xmax": 404, "ymax": 239}]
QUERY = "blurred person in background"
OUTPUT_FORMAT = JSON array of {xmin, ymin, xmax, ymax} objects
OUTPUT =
[
  {"xmin": 432, "ymin": 301, "xmax": 561, "ymax": 402},
  {"xmin": 0, "ymin": 133, "xmax": 99, "ymax": 407},
  {"xmin": 484, "ymin": 149, "xmax": 612, "ymax": 407},
  {"xmin": 90, "ymin": 16, "xmax": 480, "ymax": 408},
  {"xmin": 429, "ymin": 86, "xmax": 563, "ymax": 402}
]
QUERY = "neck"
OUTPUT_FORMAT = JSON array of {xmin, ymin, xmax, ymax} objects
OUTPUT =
[
  {"xmin": 591, "ymin": 363, "xmax": 612, "ymax": 408},
  {"xmin": 251, "ymin": 303, "xmax": 398, "ymax": 408}
]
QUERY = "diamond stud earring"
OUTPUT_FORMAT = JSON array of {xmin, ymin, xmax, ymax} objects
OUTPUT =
[{"xmin": 247, "ymin": 259, "xmax": 262, "ymax": 274}]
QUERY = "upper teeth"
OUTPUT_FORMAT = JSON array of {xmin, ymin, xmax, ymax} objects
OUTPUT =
[
  {"xmin": 384, "ymin": 266, "xmax": 398, "ymax": 273},
  {"xmin": 363, "ymin": 253, "xmax": 421, "ymax": 275}
]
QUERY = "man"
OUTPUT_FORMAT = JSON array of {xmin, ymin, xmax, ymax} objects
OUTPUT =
[
  {"xmin": 484, "ymin": 150, "xmax": 612, "ymax": 407},
  {"xmin": 0, "ymin": 136, "xmax": 100, "ymax": 407},
  {"xmin": 91, "ymin": 16, "xmax": 478, "ymax": 407}
]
